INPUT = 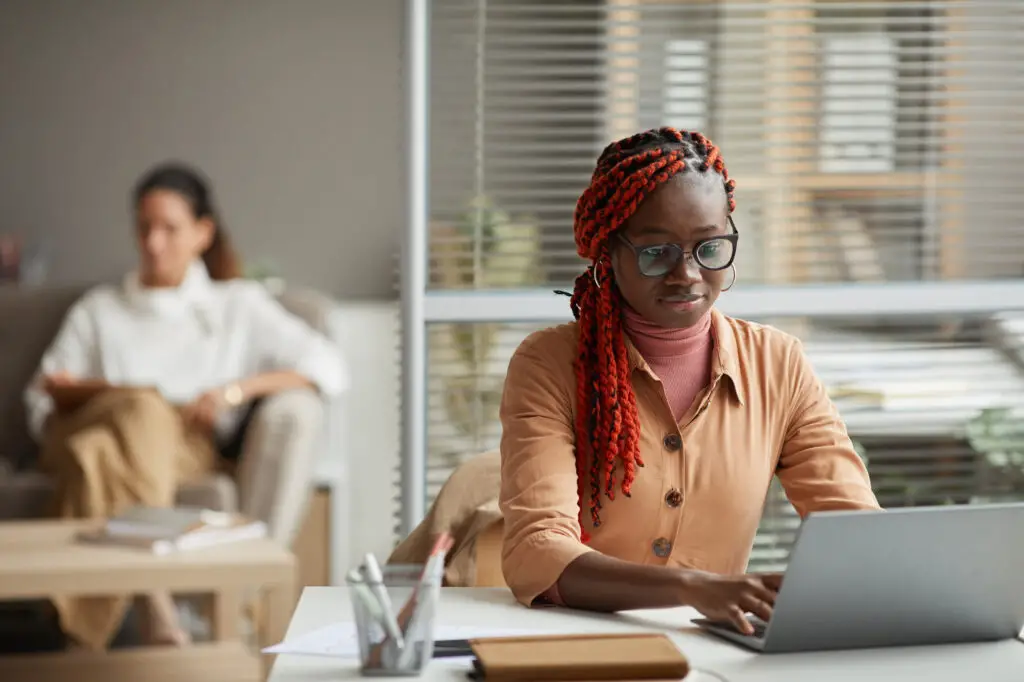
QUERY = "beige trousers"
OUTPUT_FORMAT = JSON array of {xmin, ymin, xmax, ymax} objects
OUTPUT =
[{"xmin": 40, "ymin": 389, "xmax": 217, "ymax": 651}]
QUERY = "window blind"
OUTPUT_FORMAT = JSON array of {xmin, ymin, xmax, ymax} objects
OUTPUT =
[
  {"xmin": 428, "ymin": 0, "xmax": 1024, "ymax": 289},
  {"xmin": 406, "ymin": 0, "xmax": 1024, "ymax": 564}
]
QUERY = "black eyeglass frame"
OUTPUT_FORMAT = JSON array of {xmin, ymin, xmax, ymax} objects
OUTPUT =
[{"xmin": 616, "ymin": 216, "xmax": 740, "ymax": 278}]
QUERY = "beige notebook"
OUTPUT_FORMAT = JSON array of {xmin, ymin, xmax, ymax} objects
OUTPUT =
[{"xmin": 468, "ymin": 632, "xmax": 690, "ymax": 681}]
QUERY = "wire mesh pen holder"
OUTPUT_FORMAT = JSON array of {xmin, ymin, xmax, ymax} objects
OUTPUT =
[{"xmin": 349, "ymin": 563, "xmax": 442, "ymax": 676}]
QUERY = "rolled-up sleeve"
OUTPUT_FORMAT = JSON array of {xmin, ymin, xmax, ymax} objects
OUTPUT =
[
  {"xmin": 24, "ymin": 299, "xmax": 100, "ymax": 440},
  {"xmin": 499, "ymin": 331, "xmax": 594, "ymax": 606},
  {"xmin": 246, "ymin": 287, "xmax": 349, "ymax": 398},
  {"xmin": 777, "ymin": 339, "xmax": 881, "ymax": 516}
]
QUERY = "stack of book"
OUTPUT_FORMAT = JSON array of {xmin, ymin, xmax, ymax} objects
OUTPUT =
[{"xmin": 78, "ymin": 506, "xmax": 267, "ymax": 555}]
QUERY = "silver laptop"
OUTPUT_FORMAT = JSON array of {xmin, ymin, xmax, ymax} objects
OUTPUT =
[{"xmin": 694, "ymin": 503, "xmax": 1024, "ymax": 653}]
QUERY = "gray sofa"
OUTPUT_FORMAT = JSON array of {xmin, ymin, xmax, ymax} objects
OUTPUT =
[{"xmin": 0, "ymin": 282, "xmax": 342, "ymax": 540}]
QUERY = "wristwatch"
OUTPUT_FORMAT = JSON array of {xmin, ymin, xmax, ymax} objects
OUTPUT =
[{"xmin": 222, "ymin": 383, "xmax": 245, "ymax": 407}]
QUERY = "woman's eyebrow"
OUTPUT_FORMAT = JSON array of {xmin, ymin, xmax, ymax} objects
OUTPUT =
[
  {"xmin": 630, "ymin": 225, "xmax": 677, "ymax": 238},
  {"xmin": 633, "ymin": 223, "xmax": 722, "ymax": 237},
  {"xmin": 694, "ymin": 223, "xmax": 724, "ymax": 233}
]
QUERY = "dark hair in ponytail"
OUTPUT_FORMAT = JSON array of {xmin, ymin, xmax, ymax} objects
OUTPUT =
[{"xmin": 132, "ymin": 162, "xmax": 243, "ymax": 280}]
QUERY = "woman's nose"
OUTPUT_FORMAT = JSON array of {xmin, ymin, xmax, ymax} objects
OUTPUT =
[
  {"xmin": 143, "ymin": 231, "xmax": 164, "ymax": 255},
  {"xmin": 665, "ymin": 251, "xmax": 703, "ymax": 285}
]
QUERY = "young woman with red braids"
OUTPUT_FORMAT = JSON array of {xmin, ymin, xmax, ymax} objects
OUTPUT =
[{"xmin": 498, "ymin": 127, "xmax": 880, "ymax": 634}]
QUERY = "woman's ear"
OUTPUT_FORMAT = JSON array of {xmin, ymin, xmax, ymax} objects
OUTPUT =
[{"xmin": 195, "ymin": 216, "xmax": 216, "ymax": 252}]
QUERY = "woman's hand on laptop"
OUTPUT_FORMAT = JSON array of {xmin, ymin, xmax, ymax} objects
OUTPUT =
[{"xmin": 681, "ymin": 571, "xmax": 783, "ymax": 635}]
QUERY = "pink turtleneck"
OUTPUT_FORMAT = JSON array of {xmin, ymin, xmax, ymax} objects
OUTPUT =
[{"xmin": 622, "ymin": 306, "xmax": 714, "ymax": 422}]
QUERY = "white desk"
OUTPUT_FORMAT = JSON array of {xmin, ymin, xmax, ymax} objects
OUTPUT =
[{"xmin": 269, "ymin": 587, "xmax": 1024, "ymax": 682}]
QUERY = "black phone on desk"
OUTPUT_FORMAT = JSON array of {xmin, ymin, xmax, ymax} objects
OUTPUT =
[{"xmin": 433, "ymin": 638, "xmax": 473, "ymax": 658}]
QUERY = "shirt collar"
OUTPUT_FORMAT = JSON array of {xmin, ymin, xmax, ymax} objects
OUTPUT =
[
  {"xmin": 626, "ymin": 307, "xmax": 745, "ymax": 406},
  {"xmin": 709, "ymin": 308, "xmax": 745, "ymax": 405},
  {"xmin": 122, "ymin": 260, "xmax": 214, "ymax": 316}
]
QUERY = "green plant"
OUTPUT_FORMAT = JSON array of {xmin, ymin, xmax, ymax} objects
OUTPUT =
[
  {"xmin": 863, "ymin": 407, "xmax": 1024, "ymax": 507},
  {"xmin": 965, "ymin": 407, "xmax": 1024, "ymax": 467},
  {"xmin": 245, "ymin": 259, "xmax": 280, "ymax": 281},
  {"xmin": 429, "ymin": 197, "xmax": 544, "ymax": 462},
  {"xmin": 964, "ymin": 407, "xmax": 1024, "ymax": 501}
]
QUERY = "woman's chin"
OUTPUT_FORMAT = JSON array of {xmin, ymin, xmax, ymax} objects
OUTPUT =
[{"xmin": 655, "ymin": 300, "xmax": 710, "ymax": 328}]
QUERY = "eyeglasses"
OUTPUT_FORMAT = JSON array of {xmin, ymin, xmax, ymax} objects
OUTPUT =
[{"xmin": 617, "ymin": 217, "xmax": 739, "ymax": 278}]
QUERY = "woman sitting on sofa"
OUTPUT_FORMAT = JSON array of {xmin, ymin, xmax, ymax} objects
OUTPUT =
[{"xmin": 23, "ymin": 163, "xmax": 348, "ymax": 650}]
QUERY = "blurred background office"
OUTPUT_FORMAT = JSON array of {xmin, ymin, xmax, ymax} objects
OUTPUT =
[{"xmin": 1, "ymin": 0, "xmax": 1023, "ymax": 597}]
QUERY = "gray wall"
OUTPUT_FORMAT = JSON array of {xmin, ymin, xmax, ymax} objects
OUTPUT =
[{"xmin": 0, "ymin": 0, "xmax": 402, "ymax": 297}]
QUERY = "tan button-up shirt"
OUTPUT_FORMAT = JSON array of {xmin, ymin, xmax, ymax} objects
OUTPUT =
[{"xmin": 498, "ymin": 310, "xmax": 880, "ymax": 606}]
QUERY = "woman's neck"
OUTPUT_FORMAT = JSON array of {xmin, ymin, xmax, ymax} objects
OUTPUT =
[
  {"xmin": 622, "ymin": 304, "xmax": 712, "ymax": 359},
  {"xmin": 139, "ymin": 273, "xmax": 186, "ymax": 289},
  {"xmin": 621, "ymin": 304, "xmax": 715, "ymax": 423},
  {"xmin": 135, "ymin": 260, "xmax": 206, "ymax": 290}
]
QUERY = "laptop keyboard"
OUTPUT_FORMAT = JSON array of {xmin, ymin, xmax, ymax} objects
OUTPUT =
[
  {"xmin": 742, "ymin": 618, "xmax": 768, "ymax": 639},
  {"xmin": 700, "ymin": 616, "xmax": 769, "ymax": 639}
]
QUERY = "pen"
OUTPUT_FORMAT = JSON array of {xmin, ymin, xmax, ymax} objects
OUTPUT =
[
  {"xmin": 395, "ymin": 533, "xmax": 453, "ymax": 631},
  {"xmin": 394, "ymin": 553, "xmax": 438, "ymax": 670},
  {"xmin": 360, "ymin": 553, "xmax": 406, "ymax": 649},
  {"xmin": 346, "ymin": 568, "xmax": 388, "ymax": 640},
  {"xmin": 394, "ymin": 536, "xmax": 452, "ymax": 669}
]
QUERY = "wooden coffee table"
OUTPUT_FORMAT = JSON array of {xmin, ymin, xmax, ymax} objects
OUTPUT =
[{"xmin": 0, "ymin": 519, "xmax": 295, "ymax": 682}]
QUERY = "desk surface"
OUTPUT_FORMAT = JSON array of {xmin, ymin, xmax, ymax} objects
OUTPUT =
[{"xmin": 269, "ymin": 587, "xmax": 1024, "ymax": 682}]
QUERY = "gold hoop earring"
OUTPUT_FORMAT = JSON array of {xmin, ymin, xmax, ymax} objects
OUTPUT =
[{"xmin": 722, "ymin": 264, "xmax": 737, "ymax": 292}]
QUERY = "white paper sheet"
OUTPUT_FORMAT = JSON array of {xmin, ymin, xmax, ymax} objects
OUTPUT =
[{"xmin": 262, "ymin": 621, "xmax": 568, "ymax": 659}]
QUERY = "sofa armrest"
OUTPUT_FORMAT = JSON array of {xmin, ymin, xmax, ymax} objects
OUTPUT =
[
  {"xmin": 235, "ymin": 388, "xmax": 325, "ymax": 547},
  {"xmin": 0, "ymin": 472, "xmax": 52, "ymax": 520},
  {"xmin": 275, "ymin": 286, "xmax": 337, "ymax": 338},
  {"xmin": 274, "ymin": 286, "xmax": 346, "ymax": 477}
]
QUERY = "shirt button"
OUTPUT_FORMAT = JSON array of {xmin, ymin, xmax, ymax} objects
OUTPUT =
[
  {"xmin": 665, "ymin": 488, "xmax": 683, "ymax": 508},
  {"xmin": 663, "ymin": 433, "xmax": 682, "ymax": 451},
  {"xmin": 652, "ymin": 537, "xmax": 673, "ymax": 558}
]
